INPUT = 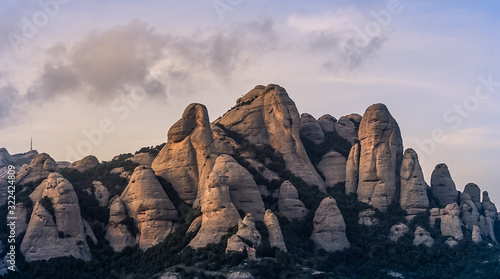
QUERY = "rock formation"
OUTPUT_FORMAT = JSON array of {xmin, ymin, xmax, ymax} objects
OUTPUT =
[
  {"xmin": 21, "ymin": 173, "xmax": 91, "ymax": 261},
  {"xmin": 334, "ymin": 115, "xmax": 360, "ymax": 144},
  {"xmin": 317, "ymin": 151, "xmax": 346, "ymax": 188},
  {"xmin": 429, "ymin": 208, "xmax": 441, "ymax": 228},
  {"xmin": 16, "ymin": 153, "xmax": 61, "ymax": 185},
  {"xmin": 210, "ymin": 155, "xmax": 265, "ymax": 220},
  {"xmin": 127, "ymin": 153, "xmax": 155, "ymax": 166},
  {"xmin": 186, "ymin": 216, "xmax": 202, "ymax": 235},
  {"xmin": 399, "ymin": 149, "xmax": 429, "ymax": 217},
  {"xmin": 430, "ymin": 164, "xmax": 458, "ymax": 206},
  {"xmin": 299, "ymin": 113, "xmax": 325, "ymax": 144},
  {"xmin": 215, "ymin": 84, "xmax": 325, "ymax": 192},
  {"xmin": 68, "ymin": 155, "xmax": 99, "ymax": 172},
  {"xmin": 459, "ymin": 192, "xmax": 480, "ymax": 229},
  {"xmin": 472, "ymin": 225, "xmax": 483, "ymax": 243},
  {"xmin": 264, "ymin": 210, "xmax": 287, "ymax": 251},
  {"xmin": 318, "ymin": 114, "xmax": 337, "ymax": 134},
  {"xmin": 120, "ymin": 165, "xmax": 178, "ymax": 250},
  {"xmin": 189, "ymin": 164, "xmax": 241, "ymax": 248},
  {"xmin": 389, "ymin": 223, "xmax": 409, "ymax": 242},
  {"xmin": 227, "ymin": 272, "xmax": 255, "ymax": 279},
  {"xmin": 440, "ymin": 203, "xmax": 463, "ymax": 240},
  {"xmin": 345, "ymin": 142, "xmax": 360, "ymax": 195},
  {"xmin": 14, "ymin": 203, "xmax": 29, "ymax": 237},
  {"xmin": 358, "ymin": 209, "xmax": 380, "ymax": 226},
  {"xmin": 311, "ymin": 197, "xmax": 350, "ymax": 252},
  {"xmin": 413, "ymin": 226, "xmax": 434, "ymax": 247},
  {"xmin": 463, "ymin": 183, "xmax": 482, "ymax": 211},
  {"xmin": 226, "ymin": 213, "xmax": 262, "ymax": 252},
  {"xmin": 93, "ymin": 181, "xmax": 110, "ymax": 207},
  {"xmin": 105, "ymin": 196, "xmax": 136, "ymax": 252},
  {"xmin": 211, "ymin": 124, "xmax": 239, "ymax": 155},
  {"xmin": 482, "ymin": 191, "xmax": 498, "ymax": 220},
  {"xmin": 152, "ymin": 103, "xmax": 217, "ymax": 205},
  {"xmin": 445, "ymin": 237, "xmax": 458, "ymax": 247},
  {"xmin": 278, "ymin": 181, "xmax": 308, "ymax": 220},
  {"xmin": 355, "ymin": 104, "xmax": 404, "ymax": 211}
]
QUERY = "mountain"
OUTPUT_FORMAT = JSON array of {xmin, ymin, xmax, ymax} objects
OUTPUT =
[{"xmin": 1, "ymin": 84, "xmax": 499, "ymax": 278}]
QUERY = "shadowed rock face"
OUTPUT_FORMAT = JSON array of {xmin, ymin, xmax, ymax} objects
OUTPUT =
[
  {"xmin": 16, "ymin": 153, "xmax": 61, "ymax": 185},
  {"xmin": 311, "ymin": 197, "xmax": 350, "ymax": 252},
  {"xmin": 356, "ymin": 104, "xmax": 403, "ymax": 211},
  {"xmin": 440, "ymin": 203, "xmax": 463, "ymax": 240},
  {"xmin": 215, "ymin": 84, "xmax": 325, "ymax": 192},
  {"xmin": 105, "ymin": 196, "xmax": 136, "ymax": 252},
  {"xmin": 460, "ymin": 192, "xmax": 480, "ymax": 229},
  {"xmin": 152, "ymin": 103, "xmax": 217, "ymax": 205},
  {"xmin": 413, "ymin": 226, "xmax": 434, "ymax": 247},
  {"xmin": 463, "ymin": 183, "xmax": 482, "ymax": 211},
  {"xmin": 400, "ymin": 149, "xmax": 429, "ymax": 216},
  {"xmin": 21, "ymin": 173, "xmax": 91, "ymax": 262},
  {"xmin": 299, "ymin": 113, "xmax": 325, "ymax": 145},
  {"xmin": 345, "ymin": 142, "xmax": 360, "ymax": 195},
  {"xmin": 317, "ymin": 151, "xmax": 346, "ymax": 188},
  {"xmin": 430, "ymin": 164, "xmax": 458, "ymax": 207},
  {"xmin": 120, "ymin": 165, "xmax": 178, "ymax": 250}
]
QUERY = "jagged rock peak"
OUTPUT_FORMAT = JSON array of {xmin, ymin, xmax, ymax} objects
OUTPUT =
[
  {"xmin": 430, "ymin": 164, "xmax": 458, "ymax": 207},
  {"xmin": 21, "ymin": 173, "xmax": 91, "ymax": 261},
  {"xmin": 318, "ymin": 114, "xmax": 337, "ymax": 134},
  {"xmin": 299, "ymin": 113, "xmax": 325, "ymax": 144},
  {"xmin": 400, "ymin": 148, "xmax": 429, "ymax": 216},
  {"xmin": 68, "ymin": 155, "xmax": 99, "ymax": 172},
  {"xmin": 216, "ymin": 84, "xmax": 326, "ymax": 192},
  {"xmin": 482, "ymin": 191, "xmax": 498, "ymax": 220},
  {"xmin": 311, "ymin": 196, "xmax": 350, "ymax": 252},
  {"xmin": 120, "ymin": 165, "xmax": 178, "ymax": 250},
  {"xmin": 16, "ymin": 153, "xmax": 61, "ymax": 185},
  {"xmin": 152, "ymin": 102, "xmax": 217, "ymax": 205},
  {"xmin": 356, "ymin": 103, "xmax": 404, "ymax": 211}
]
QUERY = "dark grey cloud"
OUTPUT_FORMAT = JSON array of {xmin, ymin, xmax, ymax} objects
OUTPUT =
[{"xmin": 0, "ymin": 86, "xmax": 20, "ymax": 128}]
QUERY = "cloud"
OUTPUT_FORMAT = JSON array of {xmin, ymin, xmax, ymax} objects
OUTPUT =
[{"xmin": 287, "ymin": 9, "xmax": 387, "ymax": 70}]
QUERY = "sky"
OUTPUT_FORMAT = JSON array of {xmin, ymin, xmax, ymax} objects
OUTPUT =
[{"xmin": 0, "ymin": 0, "xmax": 499, "ymax": 200}]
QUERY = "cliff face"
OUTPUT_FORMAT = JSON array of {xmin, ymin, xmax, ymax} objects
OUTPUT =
[{"xmin": 7, "ymin": 84, "xmax": 500, "ymax": 276}]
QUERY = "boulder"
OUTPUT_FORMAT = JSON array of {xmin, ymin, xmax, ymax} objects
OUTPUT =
[
  {"xmin": 93, "ymin": 181, "xmax": 110, "ymax": 207},
  {"xmin": 215, "ymin": 84, "xmax": 325, "ymax": 192},
  {"xmin": 430, "ymin": 164, "xmax": 458, "ymax": 206},
  {"xmin": 189, "ymin": 165, "xmax": 241, "ymax": 248},
  {"xmin": 400, "ymin": 149, "xmax": 429, "ymax": 216},
  {"xmin": 211, "ymin": 155, "xmax": 265, "ymax": 221},
  {"xmin": 334, "ymin": 115, "xmax": 360, "ymax": 144},
  {"xmin": 227, "ymin": 272, "xmax": 255, "ymax": 279},
  {"xmin": 463, "ymin": 183, "xmax": 482, "ymax": 211},
  {"xmin": 278, "ymin": 181, "xmax": 308, "ymax": 220},
  {"xmin": 356, "ymin": 104, "xmax": 404, "ymax": 211},
  {"xmin": 14, "ymin": 202, "xmax": 29, "ymax": 237},
  {"xmin": 317, "ymin": 151, "xmax": 346, "ymax": 188},
  {"xmin": 299, "ymin": 113, "xmax": 325, "ymax": 144},
  {"xmin": 358, "ymin": 209, "xmax": 380, "ymax": 226},
  {"xmin": 21, "ymin": 173, "xmax": 91, "ymax": 261},
  {"xmin": 264, "ymin": 210, "xmax": 287, "ymax": 251},
  {"xmin": 16, "ymin": 153, "xmax": 61, "ymax": 185},
  {"xmin": 105, "ymin": 196, "xmax": 136, "ymax": 252},
  {"xmin": 234, "ymin": 213, "xmax": 262, "ymax": 249},
  {"xmin": 318, "ymin": 114, "xmax": 337, "ymax": 134},
  {"xmin": 413, "ymin": 226, "xmax": 434, "ymax": 247},
  {"xmin": 389, "ymin": 223, "xmax": 409, "ymax": 242},
  {"xmin": 152, "ymin": 103, "xmax": 217, "ymax": 205},
  {"xmin": 68, "ymin": 155, "xmax": 99, "ymax": 172},
  {"xmin": 440, "ymin": 203, "xmax": 463, "ymax": 240},
  {"xmin": 445, "ymin": 237, "xmax": 459, "ymax": 247},
  {"xmin": 345, "ymin": 142, "xmax": 360, "ymax": 195},
  {"xmin": 120, "ymin": 165, "xmax": 178, "ymax": 250},
  {"xmin": 459, "ymin": 192, "xmax": 480, "ymax": 229},
  {"xmin": 472, "ymin": 225, "xmax": 483, "ymax": 243},
  {"xmin": 311, "ymin": 197, "xmax": 350, "ymax": 252},
  {"xmin": 226, "ymin": 234, "xmax": 250, "ymax": 253}
]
